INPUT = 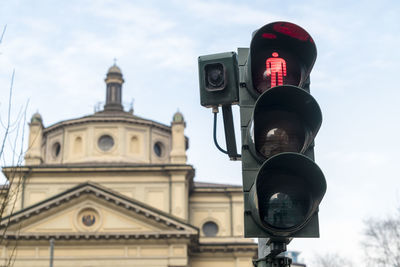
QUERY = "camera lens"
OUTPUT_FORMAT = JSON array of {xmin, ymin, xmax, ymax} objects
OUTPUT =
[
  {"xmin": 208, "ymin": 68, "xmax": 223, "ymax": 87},
  {"xmin": 205, "ymin": 63, "xmax": 225, "ymax": 90}
]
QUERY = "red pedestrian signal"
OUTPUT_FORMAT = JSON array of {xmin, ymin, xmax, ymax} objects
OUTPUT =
[
  {"xmin": 251, "ymin": 49, "xmax": 302, "ymax": 94},
  {"xmin": 247, "ymin": 21, "xmax": 317, "ymax": 95},
  {"xmin": 265, "ymin": 52, "xmax": 287, "ymax": 88}
]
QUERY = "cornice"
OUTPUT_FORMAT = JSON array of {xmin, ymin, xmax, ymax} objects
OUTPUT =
[
  {"xmin": 192, "ymin": 187, "xmax": 243, "ymax": 193},
  {"xmin": 43, "ymin": 114, "xmax": 171, "ymax": 136},
  {"xmin": 2, "ymin": 164, "xmax": 195, "ymax": 175},
  {"xmin": 3, "ymin": 231, "xmax": 196, "ymax": 241},
  {"xmin": 192, "ymin": 182, "xmax": 243, "ymax": 193},
  {"xmin": 191, "ymin": 243, "xmax": 257, "ymax": 254}
]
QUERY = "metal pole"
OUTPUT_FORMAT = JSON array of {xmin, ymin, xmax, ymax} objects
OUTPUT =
[
  {"xmin": 254, "ymin": 239, "xmax": 292, "ymax": 267},
  {"xmin": 221, "ymin": 105, "xmax": 240, "ymax": 160},
  {"xmin": 49, "ymin": 238, "xmax": 54, "ymax": 267}
]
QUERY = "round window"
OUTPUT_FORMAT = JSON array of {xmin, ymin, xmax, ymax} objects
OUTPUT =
[
  {"xmin": 82, "ymin": 213, "xmax": 96, "ymax": 226},
  {"xmin": 98, "ymin": 135, "xmax": 114, "ymax": 151},
  {"xmin": 52, "ymin": 142, "xmax": 61, "ymax": 158},
  {"xmin": 202, "ymin": 221, "xmax": 219, "ymax": 237},
  {"xmin": 153, "ymin": 142, "xmax": 164, "ymax": 157},
  {"xmin": 78, "ymin": 208, "xmax": 99, "ymax": 229},
  {"xmin": 75, "ymin": 207, "xmax": 102, "ymax": 232}
]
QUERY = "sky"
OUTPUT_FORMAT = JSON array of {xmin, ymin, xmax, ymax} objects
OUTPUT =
[{"xmin": 1, "ymin": 0, "xmax": 400, "ymax": 265}]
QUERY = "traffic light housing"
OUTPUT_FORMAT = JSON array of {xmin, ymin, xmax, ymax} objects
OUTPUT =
[
  {"xmin": 240, "ymin": 22, "xmax": 326, "ymax": 239},
  {"xmin": 196, "ymin": 21, "xmax": 326, "ymax": 241}
]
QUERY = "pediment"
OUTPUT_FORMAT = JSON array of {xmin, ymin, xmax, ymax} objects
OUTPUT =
[{"xmin": 1, "ymin": 182, "xmax": 198, "ymax": 240}]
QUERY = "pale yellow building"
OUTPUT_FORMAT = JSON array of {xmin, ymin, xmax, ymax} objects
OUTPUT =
[{"xmin": 0, "ymin": 64, "xmax": 257, "ymax": 266}]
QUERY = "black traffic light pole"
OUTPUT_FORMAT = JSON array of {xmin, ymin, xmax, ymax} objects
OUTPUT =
[
  {"xmin": 211, "ymin": 105, "xmax": 241, "ymax": 160},
  {"xmin": 254, "ymin": 239, "xmax": 291, "ymax": 267},
  {"xmin": 221, "ymin": 105, "xmax": 240, "ymax": 160}
]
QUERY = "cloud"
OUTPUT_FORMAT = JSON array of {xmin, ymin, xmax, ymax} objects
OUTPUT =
[
  {"xmin": 177, "ymin": 0, "xmax": 280, "ymax": 26},
  {"xmin": 323, "ymin": 150, "xmax": 388, "ymax": 166}
]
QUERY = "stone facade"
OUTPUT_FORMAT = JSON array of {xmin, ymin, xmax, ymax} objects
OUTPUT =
[{"xmin": 0, "ymin": 64, "xmax": 257, "ymax": 266}]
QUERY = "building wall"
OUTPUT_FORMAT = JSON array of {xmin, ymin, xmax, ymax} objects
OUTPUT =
[
  {"xmin": 9, "ymin": 167, "xmax": 192, "ymax": 221},
  {"xmin": 191, "ymin": 257, "xmax": 253, "ymax": 267},
  {"xmin": 10, "ymin": 169, "xmax": 249, "ymax": 241},
  {"xmin": 2, "ymin": 242, "xmax": 189, "ymax": 267},
  {"xmin": 189, "ymin": 189, "xmax": 245, "ymax": 239}
]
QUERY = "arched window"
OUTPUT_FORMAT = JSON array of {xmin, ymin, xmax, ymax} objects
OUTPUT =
[{"xmin": 52, "ymin": 142, "xmax": 61, "ymax": 158}]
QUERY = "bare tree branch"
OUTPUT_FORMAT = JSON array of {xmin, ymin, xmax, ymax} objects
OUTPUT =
[
  {"xmin": 362, "ymin": 211, "xmax": 400, "ymax": 267},
  {"xmin": 0, "ymin": 24, "xmax": 6, "ymax": 45},
  {"xmin": 0, "ymin": 25, "xmax": 28, "ymax": 267},
  {"xmin": 313, "ymin": 252, "xmax": 353, "ymax": 267},
  {"xmin": 0, "ymin": 70, "xmax": 15, "ymax": 160}
]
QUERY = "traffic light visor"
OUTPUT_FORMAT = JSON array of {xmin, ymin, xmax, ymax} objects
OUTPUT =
[
  {"xmin": 250, "ymin": 152, "xmax": 326, "ymax": 235},
  {"xmin": 249, "ymin": 21, "xmax": 317, "ymax": 94},
  {"xmin": 250, "ymin": 85, "xmax": 322, "ymax": 159}
]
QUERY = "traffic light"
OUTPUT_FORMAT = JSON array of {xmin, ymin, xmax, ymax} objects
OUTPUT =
[
  {"xmin": 197, "ymin": 21, "xmax": 326, "ymax": 241},
  {"xmin": 240, "ymin": 21, "xmax": 326, "ymax": 239}
]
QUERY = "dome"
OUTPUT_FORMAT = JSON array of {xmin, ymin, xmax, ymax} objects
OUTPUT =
[
  {"xmin": 173, "ymin": 111, "xmax": 184, "ymax": 123},
  {"xmin": 107, "ymin": 64, "xmax": 122, "ymax": 75},
  {"xmin": 31, "ymin": 112, "xmax": 43, "ymax": 124}
]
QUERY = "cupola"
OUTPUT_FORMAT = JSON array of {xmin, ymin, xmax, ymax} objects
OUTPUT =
[{"xmin": 104, "ymin": 63, "xmax": 124, "ymax": 111}]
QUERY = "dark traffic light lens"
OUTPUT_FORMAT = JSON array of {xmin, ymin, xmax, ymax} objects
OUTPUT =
[
  {"xmin": 258, "ymin": 172, "xmax": 311, "ymax": 229},
  {"xmin": 205, "ymin": 63, "xmax": 225, "ymax": 90},
  {"xmin": 255, "ymin": 110, "xmax": 305, "ymax": 158},
  {"xmin": 264, "ymin": 191, "xmax": 308, "ymax": 228}
]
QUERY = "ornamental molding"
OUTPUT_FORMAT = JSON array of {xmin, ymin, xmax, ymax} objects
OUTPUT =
[
  {"xmin": 191, "ymin": 243, "xmax": 258, "ymax": 254},
  {"xmin": 43, "ymin": 115, "xmax": 171, "ymax": 136},
  {"xmin": 0, "ymin": 182, "xmax": 199, "ymax": 240},
  {"xmin": 3, "ymin": 231, "xmax": 196, "ymax": 241}
]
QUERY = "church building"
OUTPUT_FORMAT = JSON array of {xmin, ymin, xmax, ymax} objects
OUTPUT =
[{"xmin": 0, "ymin": 64, "xmax": 257, "ymax": 266}]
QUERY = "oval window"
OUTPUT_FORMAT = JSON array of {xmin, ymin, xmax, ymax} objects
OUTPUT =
[
  {"xmin": 98, "ymin": 135, "xmax": 114, "ymax": 151},
  {"xmin": 52, "ymin": 142, "xmax": 61, "ymax": 158},
  {"xmin": 153, "ymin": 142, "xmax": 164, "ymax": 157},
  {"xmin": 202, "ymin": 221, "xmax": 219, "ymax": 237}
]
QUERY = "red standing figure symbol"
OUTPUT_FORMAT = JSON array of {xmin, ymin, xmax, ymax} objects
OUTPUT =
[{"xmin": 264, "ymin": 52, "xmax": 287, "ymax": 88}]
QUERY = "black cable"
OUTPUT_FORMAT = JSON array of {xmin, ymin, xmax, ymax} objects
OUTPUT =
[{"xmin": 213, "ymin": 111, "xmax": 228, "ymax": 155}]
